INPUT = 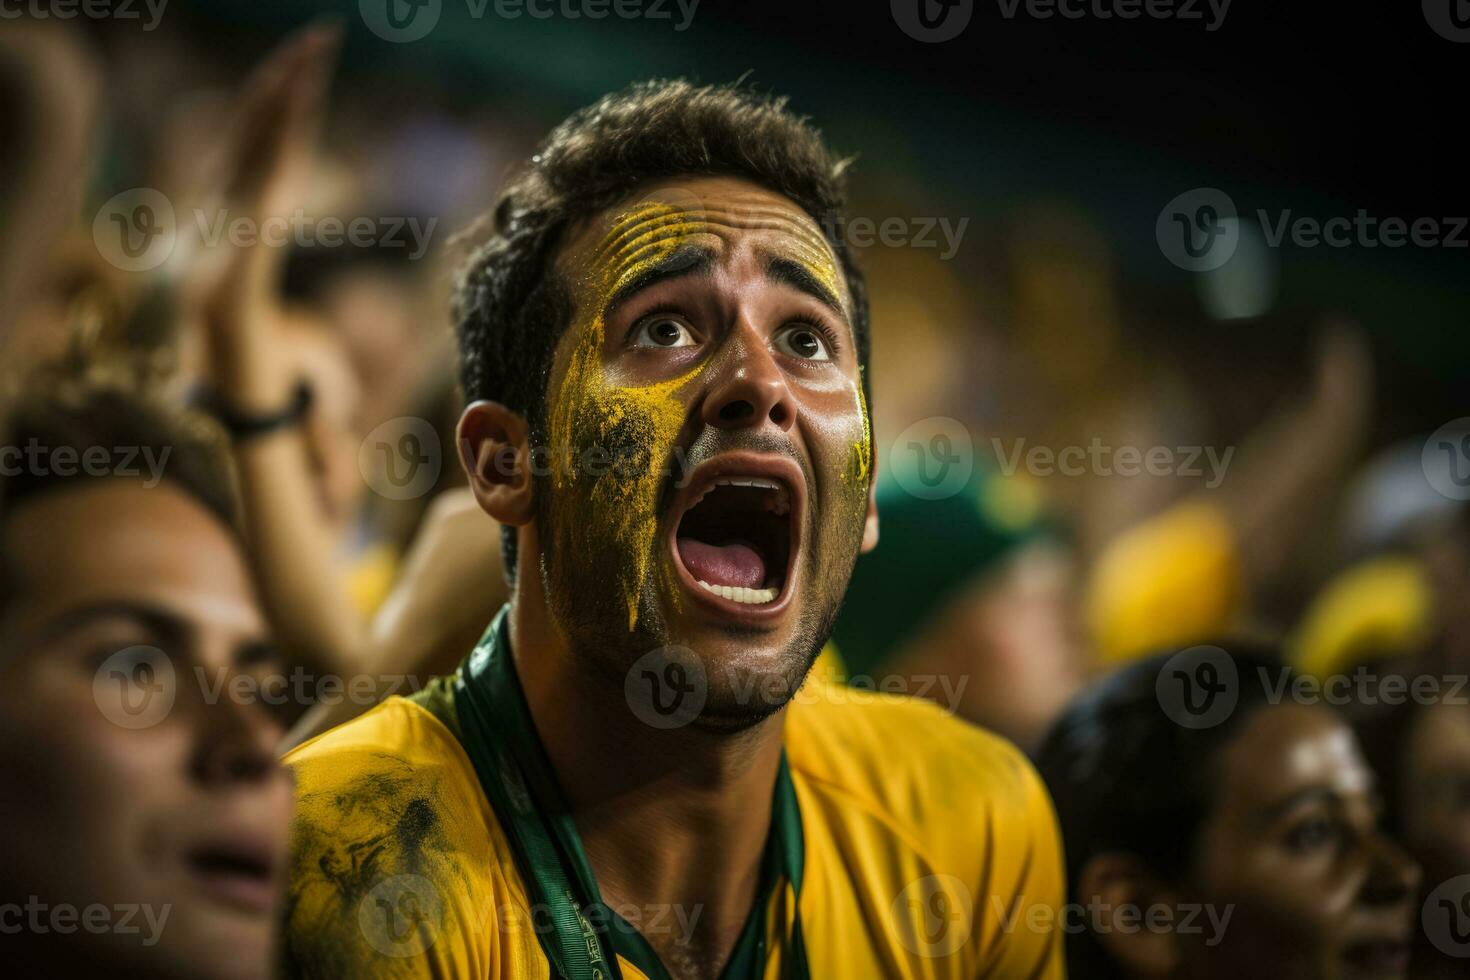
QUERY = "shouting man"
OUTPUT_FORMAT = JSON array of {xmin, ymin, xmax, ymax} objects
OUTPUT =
[{"xmin": 283, "ymin": 80, "xmax": 1065, "ymax": 979}]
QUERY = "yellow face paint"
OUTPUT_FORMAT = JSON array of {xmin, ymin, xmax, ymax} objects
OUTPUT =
[
  {"xmin": 543, "ymin": 190, "xmax": 861, "ymax": 633},
  {"xmin": 545, "ymin": 202, "xmax": 711, "ymax": 631},
  {"xmin": 844, "ymin": 366, "xmax": 873, "ymax": 490}
]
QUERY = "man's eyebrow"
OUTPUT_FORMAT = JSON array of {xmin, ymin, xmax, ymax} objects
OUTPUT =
[
  {"xmin": 33, "ymin": 600, "xmax": 190, "ymax": 647},
  {"xmin": 1253, "ymin": 785, "xmax": 1352, "ymax": 828},
  {"xmin": 765, "ymin": 256, "xmax": 847, "ymax": 322},
  {"xmin": 604, "ymin": 244, "xmax": 715, "ymax": 315}
]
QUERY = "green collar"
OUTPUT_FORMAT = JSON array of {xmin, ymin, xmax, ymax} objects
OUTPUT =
[{"xmin": 452, "ymin": 607, "xmax": 809, "ymax": 980}]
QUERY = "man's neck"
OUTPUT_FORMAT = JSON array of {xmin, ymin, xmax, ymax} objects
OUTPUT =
[{"xmin": 507, "ymin": 592, "xmax": 786, "ymax": 978}]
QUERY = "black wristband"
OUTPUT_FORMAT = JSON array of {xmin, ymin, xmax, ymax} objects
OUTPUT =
[{"xmin": 194, "ymin": 381, "xmax": 314, "ymax": 443}]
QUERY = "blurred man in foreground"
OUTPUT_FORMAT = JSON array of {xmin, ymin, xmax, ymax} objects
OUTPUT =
[{"xmin": 0, "ymin": 365, "xmax": 293, "ymax": 980}]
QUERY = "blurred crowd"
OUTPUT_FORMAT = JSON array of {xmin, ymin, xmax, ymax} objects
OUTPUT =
[{"xmin": 3, "ymin": 12, "xmax": 1468, "ymax": 980}]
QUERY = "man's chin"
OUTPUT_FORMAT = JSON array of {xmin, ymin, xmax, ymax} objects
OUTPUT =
[{"xmin": 652, "ymin": 599, "xmax": 823, "ymax": 726}]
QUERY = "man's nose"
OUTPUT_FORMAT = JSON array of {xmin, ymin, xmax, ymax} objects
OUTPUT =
[
  {"xmin": 191, "ymin": 677, "xmax": 287, "ymax": 787},
  {"xmin": 699, "ymin": 327, "xmax": 796, "ymax": 434},
  {"xmin": 1359, "ymin": 832, "xmax": 1421, "ymax": 909}
]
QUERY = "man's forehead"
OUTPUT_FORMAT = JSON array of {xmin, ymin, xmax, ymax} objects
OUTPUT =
[
  {"xmin": 0, "ymin": 483, "xmax": 267, "ymax": 639},
  {"xmin": 560, "ymin": 178, "xmax": 844, "ymax": 302}
]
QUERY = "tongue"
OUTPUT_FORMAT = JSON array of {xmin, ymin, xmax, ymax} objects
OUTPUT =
[{"xmin": 677, "ymin": 538, "xmax": 767, "ymax": 589}]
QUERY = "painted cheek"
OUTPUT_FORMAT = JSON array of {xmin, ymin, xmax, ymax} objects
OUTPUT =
[
  {"xmin": 546, "ymin": 205, "xmax": 712, "ymax": 631},
  {"xmin": 827, "ymin": 375, "xmax": 872, "ymax": 522}
]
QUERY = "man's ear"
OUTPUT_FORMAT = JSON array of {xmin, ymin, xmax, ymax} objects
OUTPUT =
[
  {"xmin": 1077, "ymin": 853, "xmax": 1183, "ymax": 980},
  {"xmin": 457, "ymin": 400, "xmax": 535, "ymax": 527},
  {"xmin": 860, "ymin": 448, "xmax": 879, "ymax": 554}
]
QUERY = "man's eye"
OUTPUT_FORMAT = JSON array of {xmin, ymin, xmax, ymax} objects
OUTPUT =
[
  {"xmin": 1284, "ymin": 815, "xmax": 1340, "ymax": 853},
  {"xmin": 776, "ymin": 324, "xmax": 832, "ymax": 361},
  {"xmin": 631, "ymin": 317, "xmax": 696, "ymax": 348}
]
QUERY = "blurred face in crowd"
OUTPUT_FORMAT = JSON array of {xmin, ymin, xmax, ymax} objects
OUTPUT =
[
  {"xmin": 1399, "ymin": 701, "xmax": 1470, "ymax": 890},
  {"xmin": 280, "ymin": 310, "xmax": 365, "ymax": 536},
  {"xmin": 536, "ymin": 175, "xmax": 876, "ymax": 730},
  {"xmin": 0, "ymin": 481, "xmax": 292, "ymax": 980},
  {"xmin": 1184, "ymin": 702, "xmax": 1419, "ymax": 980},
  {"xmin": 319, "ymin": 268, "xmax": 422, "ymax": 423}
]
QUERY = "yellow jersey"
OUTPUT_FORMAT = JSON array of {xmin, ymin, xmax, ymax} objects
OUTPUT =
[{"xmin": 281, "ymin": 619, "xmax": 1066, "ymax": 979}]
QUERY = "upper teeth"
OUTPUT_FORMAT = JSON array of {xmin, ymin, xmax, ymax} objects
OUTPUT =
[
  {"xmin": 697, "ymin": 580, "xmax": 779, "ymax": 604},
  {"xmin": 691, "ymin": 476, "xmax": 791, "ymax": 515},
  {"xmin": 715, "ymin": 477, "xmax": 782, "ymax": 490}
]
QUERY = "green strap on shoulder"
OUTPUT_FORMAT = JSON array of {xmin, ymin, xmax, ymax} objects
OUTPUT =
[{"xmin": 451, "ymin": 607, "xmax": 810, "ymax": 980}]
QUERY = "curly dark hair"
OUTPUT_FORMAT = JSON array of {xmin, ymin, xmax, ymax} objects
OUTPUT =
[{"xmin": 451, "ymin": 78, "xmax": 871, "ymax": 579}]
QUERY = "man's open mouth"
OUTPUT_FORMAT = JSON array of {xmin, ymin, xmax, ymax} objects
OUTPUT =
[
  {"xmin": 184, "ymin": 838, "xmax": 280, "ymax": 914},
  {"xmin": 668, "ymin": 455, "xmax": 802, "ymax": 613}
]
